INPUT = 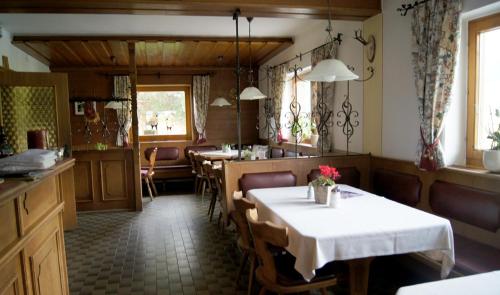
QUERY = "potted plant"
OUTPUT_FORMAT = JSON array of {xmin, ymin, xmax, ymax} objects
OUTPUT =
[
  {"xmin": 310, "ymin": 165, "xmax": 341, "ymax": 204},
  {"xmin": 310, "ymin": 123, "xmax": 319, "ymax": 147},
  {"xmin": 483, "ymin": 109, "xmax": 500, "ymax": 172},
  {"xmin": 221, "ymin": 143, "xmax": 231, "ymax": 153}
]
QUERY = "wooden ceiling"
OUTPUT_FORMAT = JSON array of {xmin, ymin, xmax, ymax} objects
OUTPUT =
[
  {"xmin": 0, "ymin": 0, "xmax": 381, "ymax": 20},
  {"xmin": 13, "ymin": 36, "xmax": 293, "ymax": 71}
]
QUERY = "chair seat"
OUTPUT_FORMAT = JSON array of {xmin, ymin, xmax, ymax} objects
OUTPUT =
[
  {"xmin": 454, "ymin": 234, "xmax": 500, "ymax": 274},
  {"xmin": 273, "ymin": 251, "xmax": 336, "ymax": 286}
]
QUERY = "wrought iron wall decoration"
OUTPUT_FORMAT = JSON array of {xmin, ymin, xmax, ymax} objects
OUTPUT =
[
  {"xmin": 336, "ymin": 79, "xmax": 358, "ymax": 155},
  {"xmin": 261, "ymin": 66, "xmax": 277, "ymax": 145},
  {"xmin": 397, "ymin": 0, "xmax": 430, "ymax": 16},
  {"xmin": 354, "ymin": 30, "xmax": 376, "ymax": 63},
  {"xmin": 311, "ymin": 81, "xmax": 334, "ymax": 156}
]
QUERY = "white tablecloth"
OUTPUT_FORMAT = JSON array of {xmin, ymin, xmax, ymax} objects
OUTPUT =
[
  {"xmin": 247, "ymin": 185, "xmax": 455, "ymax": 281},
  {"xmin": 396, "ymin": 271, "xmax": 500, "ymax": 295},
  {"xmin": 198, "ymin": 150, "xmax": 238, "ymax": 158}
]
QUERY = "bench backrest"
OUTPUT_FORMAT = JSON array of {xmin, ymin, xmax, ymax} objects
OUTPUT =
[
  {"xmin": 372, "ymin": 168, "xmax": 422, "ymax": 207},
  {"xmin": 239, "ymin": 171, "xmax": 297, "ymax": 197},
  {"xmin": 145, "ymin": 147, "xmax": 179, "ymax": 161},
  {"xmin": 430, "ymin": 181, "xmax": 500, "ymax": 232},
  {"xmin": 307, "ymin": 167, "xmax": 361, "ymax": 188}
]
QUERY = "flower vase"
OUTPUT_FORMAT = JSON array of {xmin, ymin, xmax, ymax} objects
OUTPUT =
[{"xmin": 313, "ymin": 185, "xmax": 333, "ymax": 204}]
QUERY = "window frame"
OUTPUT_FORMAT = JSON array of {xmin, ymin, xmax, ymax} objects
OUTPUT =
[
  {"xmin": 137, "ymin": 84, "xmax": 192, "ymax": 142},
  {"xmin": 467, "ymin": 13, "xmax": 500, "ymax": 167}
]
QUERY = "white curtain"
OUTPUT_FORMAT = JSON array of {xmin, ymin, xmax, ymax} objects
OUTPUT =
[
  {"xmin": 193, "ymin": 75, "xmax": 210, "ymax": 143},
  {"xmin": 112, "ymin": 76, "xmax": 132, "ymax": 147}
]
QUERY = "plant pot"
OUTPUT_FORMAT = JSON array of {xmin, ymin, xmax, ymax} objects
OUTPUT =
[
  {"xmin": 310, "ymin": 134, "xmax": 319, "ymax": 147},
  {"xmin": 483, "ymin": 150, "xmax": 500, "ymax": 173},
  {"xmin": 313, "ymin": 185, "xmax": 334, "ymax": 204}
]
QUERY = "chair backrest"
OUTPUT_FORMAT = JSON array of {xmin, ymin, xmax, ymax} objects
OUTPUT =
[
  {"xmin": 193, "ymin": 154, "xmax": 206, "ymax": 176},
  {"xmin": 246, "ymin": 208, "xmax": 288, "ymax": 284},
  {"xmin": 307, "ymin": 167, "xmax": 361, "ymax": 188},
  {"xmin": 239, "ymin": 171, "xmax": 297, "ymax": 197},
  {"xmin": 187, "ymin": 151, "xmax": 197, "ymax": 172},
  {"xmin": 146, "ymin": 147, "xmax": 158, "ymax": 176},
  {"xmin": 184, "ymin": 145, "xmax": 218, "ymax": 158},
  {"xmin": 231, "ymin": 194, "xmax": 255, "ymax": 250}
]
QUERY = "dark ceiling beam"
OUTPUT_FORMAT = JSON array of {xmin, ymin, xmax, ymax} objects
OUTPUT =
[{"xmin": 0, "ymin": 0, "xmax": 381, "ymax": 20}]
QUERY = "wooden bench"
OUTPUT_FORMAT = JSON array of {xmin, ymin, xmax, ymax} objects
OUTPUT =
[
  {"xmin": 144, "ymin": 147, "xmax": 192, "ymax": 180},
  {"xmin": 429, "ymin": 181, "xmax": 500, "ymax": 275},
  {"xmin": 372, "ymin": 169, "xmax": 422, "ymax": 207}
]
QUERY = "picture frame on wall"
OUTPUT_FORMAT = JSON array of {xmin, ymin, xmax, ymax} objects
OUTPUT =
[{"xmin": 74, "ymin": 101, "xmax": 96, "ymax": 115}]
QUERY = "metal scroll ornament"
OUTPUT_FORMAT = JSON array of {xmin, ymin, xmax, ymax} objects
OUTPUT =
[
  {"xmin": 312, "ymin": 82, "xmax": 334, "ymax": 156},
  {"xmin": 336, "ymin": 80, "xmax": 359, "ymax": 154}
]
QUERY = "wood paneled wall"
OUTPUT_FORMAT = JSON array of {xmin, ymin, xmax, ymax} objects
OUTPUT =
[
  {"xmin": 370, "ymin": 156, "xmax": 500, "ymax": 249},
  {"xmin": 222, "ymin": 155, "xmax": 371, "ymax": 224},
  {"xmin": 63, "ymin": 68, "xmax": 259, "ymax": 152}
]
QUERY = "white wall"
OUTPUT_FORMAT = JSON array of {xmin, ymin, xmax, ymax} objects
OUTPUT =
[
  {"xmin": 0, "ymin": 27, "xmax": 49, "ymax": 72},
  {"xmin": 381, "ymin": 0, "xmax": 500, "ymax": 164},
  {"xmin": 258, "ymin": 20, "xmax": 364, "ymax": 153}
]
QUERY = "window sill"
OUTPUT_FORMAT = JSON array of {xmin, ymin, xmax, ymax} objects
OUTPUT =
[{"xmin": 445, "ymin": 165, "xmax": 500, "ymax": 180}]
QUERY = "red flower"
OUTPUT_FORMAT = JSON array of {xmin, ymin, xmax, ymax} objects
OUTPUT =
[{"xmin": 318, "ymin": 165, "xmax": 341, "ymax": 180}]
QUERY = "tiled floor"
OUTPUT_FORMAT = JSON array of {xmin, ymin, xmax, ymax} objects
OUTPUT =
[{"xmin": 65, "ymin": 192, "xmax": 433, "ymax": 295}]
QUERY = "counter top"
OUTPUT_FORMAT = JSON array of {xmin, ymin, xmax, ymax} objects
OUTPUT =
[{"xmin": 0, "ymin": 158, "xmax": 75, "ymax": 205}]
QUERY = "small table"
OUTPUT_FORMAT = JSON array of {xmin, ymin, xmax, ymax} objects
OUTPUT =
[
  {"xmin": 396, "ymin": 271, "xmax": 500, "ymax": 295},
  {"xmin": 198, "ymin": 150, "xmax": 239, "ymax": 161},
  {"xmin": 247, "ymin": 185, "xmax": 455, "ymax": 295}
]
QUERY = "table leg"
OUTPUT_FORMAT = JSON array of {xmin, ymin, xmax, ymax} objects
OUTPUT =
[{"xmin": 348, "ymin": 257, "xmax": 374, "ymax": 295}]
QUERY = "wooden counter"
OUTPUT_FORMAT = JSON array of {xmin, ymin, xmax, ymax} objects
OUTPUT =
[{"xmin": 0, "ymin": 159, "xmax": 74, "ymax": 295}]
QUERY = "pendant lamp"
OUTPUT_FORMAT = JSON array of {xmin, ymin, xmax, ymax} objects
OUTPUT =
[
  {"xmin": 304, "ymin": 0, "xmax": 358, "ymax": 82},
  {"xmin": 210, "ymin": 97, "xmax": 231, "ymax": 107},
  {"xmin": 240, "ymin": 17, "xmax": 266, "ymax": 100}
]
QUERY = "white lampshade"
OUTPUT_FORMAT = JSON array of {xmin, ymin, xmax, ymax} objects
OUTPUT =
[
  {"xmin": 240, "ymin": 86, "xmax": 267, "ymax": 100},
  {"xmin": 104, "ymin": 101, "xmax": 126, "ymax": 109},
  {"xmin": 304, "ymin": 59, "xmax": 359, "ymax": 82},
  {"xmin": 210, "ymin": 97, "xmax": 231, "ymax": 107}
]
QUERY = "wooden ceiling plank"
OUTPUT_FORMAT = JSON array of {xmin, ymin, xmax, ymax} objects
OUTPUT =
[
  {"xmin": 257, "ymin": 42, "xmax": 293, "ymax": 65},
  {"xmin": 56, "ymin": 41, "xmax": 86, "ymax": 65},
  {"xmin": 79, "ymin": 41, "xmax": 101, "ymax": 65},
  {"xmin": 108, "ymin": 40, "xmax": 128, "ymax": 66},
  {"xmin": 12, "ymin": 41, "xmax": 50, "ymax": 66}
]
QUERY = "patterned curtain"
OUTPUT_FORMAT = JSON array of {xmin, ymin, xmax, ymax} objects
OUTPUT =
[
  {"xmin": 411, "ymin": 0, "xmax": 462, "ymax": 171},
  {"xmin": 193, "ymin": 75, "xmax": 210, "ymax": 144},
  {"xmin": 271, "ymin": 65, "xmax": 286, "ymax": 142},
  {"xmin": 113, "ymin": 76, "xmax": 132, "ymax": 147},
  {"xmin": 311, "ymin": 43, "xmax": 338, "ymax": 153}
]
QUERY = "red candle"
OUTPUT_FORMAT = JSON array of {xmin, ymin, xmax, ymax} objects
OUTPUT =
[{"xmin": 27, "ymin": 130, "xmax": 48, "ymax": 149}]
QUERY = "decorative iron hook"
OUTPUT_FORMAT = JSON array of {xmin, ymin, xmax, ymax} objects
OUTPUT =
[{"xmin": 397, "ymin": 0, "xmax": 430, "ymax": 16}]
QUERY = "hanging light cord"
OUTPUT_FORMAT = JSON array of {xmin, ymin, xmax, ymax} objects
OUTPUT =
[
  {"xmin": 326, "ymin": 0, "xmax": 335, "ymax": 56},
  {"xmin": 248, "ymin": 17, "xmax": 254, "ymax": 86}
]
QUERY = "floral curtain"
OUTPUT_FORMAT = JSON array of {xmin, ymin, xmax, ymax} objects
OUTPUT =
[
  {"xmin": 193, "ymin": 75, "xmax": 210, "ymax": 144},
  {"xmin": 112, "ymin": 76, "xmax": 132, "ymax": 147},
  {"xmin": 311, "ymin": 42, "xmax": 338, "ymax": 153},
  {"xmin": 411, "ymin": 0, "xmax": 462, "ymax": 171},
  {"xmin": 271, "ymin": 65, "xmax": 286, "ymax": 143}
]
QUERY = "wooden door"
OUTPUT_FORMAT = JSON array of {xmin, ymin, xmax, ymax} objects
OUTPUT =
[{"xmin": 0, "ymin": 254, "xmax": 25, "ymax": 295}]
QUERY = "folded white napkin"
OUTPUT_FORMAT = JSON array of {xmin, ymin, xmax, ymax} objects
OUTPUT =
[{"xmin": 0, "ymin": 149, "xmax": 57, "ymax": 172}]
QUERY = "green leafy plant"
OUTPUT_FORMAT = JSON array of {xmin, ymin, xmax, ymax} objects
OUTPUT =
[
  {"xmin": 487, "ymin": 109, "xmax": 500, "ymax": 150},
  {"xmin": 311, "ymin": 122, "xmax": 318, "ymax": 135}
]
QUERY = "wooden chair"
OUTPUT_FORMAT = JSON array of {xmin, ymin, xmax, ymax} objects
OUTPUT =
[
  {"xmin": 211, "ymin": 166, "xmax": 226, "ymax": 229},
  {"xmin": 246, "ymin": 208, "xmax": 337, "ymax": 295},
  {"xmin": 203, "ymin": 161, "xmax": 219, "ymax": 220},
  {"xmin": 232, "ymin": 192, "xmax": 257, "ymax": 295},
  {"xmin": 194, "ymin": 154, "xmax": 213, "ymax": 201},
  {"xmin": 187, "ymin": 151, "xmax": 199, "ymax": 193},
  {"xmin": 141, "ymin": 147, "xmax": 158, "ymax": 201}
]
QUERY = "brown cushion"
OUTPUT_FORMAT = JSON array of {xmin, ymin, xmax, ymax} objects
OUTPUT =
[
  {"xmin": 145, "ymin": 147, "xmax": 179, "ymax": 161},
  {"xmin": 307, "ymin": 167, "xmax": 361, "ymax": 188},
  {"xmin": 271, "ymin": 148, "xmax": 285, "ymax": 158},
  {"xmin": 239, "ymin": 171, "xmax": 297, "ymax": 197},
  {"xmin": 454, "ymin": 234, "xmax": 500, "ymax": 274},
  {"xmin": 184, "ymin": 145, "xmax": 218, "ymax": 158},
  {"xmin": 429, "ymin": 181, "xmax": 500, "ymax": 232},
  {"xmin": 372, "ymin": 169, "xmax": 422, "ymax": 207}
]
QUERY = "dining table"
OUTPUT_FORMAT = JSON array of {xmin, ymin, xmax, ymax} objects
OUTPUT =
[
  {"xmin": 246, "ymin": 184, "xmax": 455, "ymax": 295},
  {"xmin": 198, "ymin": 149, "xmax": 239, "ymax": 161}
]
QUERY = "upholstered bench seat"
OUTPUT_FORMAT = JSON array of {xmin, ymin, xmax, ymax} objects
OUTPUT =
[
  {"xmin": 454, "ymin": 234, "xmax": 500, "ymax": 275},
  {"xmin": 430, "ymin": 181, "xmax": 500, "ymax": 275},
  {"xmin": 373, "ymin": 169, "xmax": 422, "ymax": 207},
  {"xmin": 239, "ymin": 171, "xmax": 297, "ymax": 197}
]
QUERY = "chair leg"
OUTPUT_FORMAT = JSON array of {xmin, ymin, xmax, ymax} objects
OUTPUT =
[
  {"xmin": 149, "ymin": 176, "xmax": 158, "ymax": 196},
  {"xmin": 235, "ymin": 252, "xmax": 248, "ymax": 288},
  {"xmin": 201, "ymin": 180, "xmax": 207, "ymax": 202},
  {"xmin": 218, "ymin": 212, "xmax": 224, "ymax": 233},
  {"xmin": 209, "ymin": 194, "xmax": 217, "ymax": 221},
  {"xmin": 194, "ymin": 177, "xmax": 199, "ymax": 194},
  {"xmin": 144, "ymin": 176, "xmax": 154, "ymax": 201},
  {"xmin": 248, "ymin": 254, "xmax": 256, "ymax": 295}
]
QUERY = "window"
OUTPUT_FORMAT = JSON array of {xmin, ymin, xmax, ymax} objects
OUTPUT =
[
  {"xmin": 281, "ymin": 67, "xmax": 312, "ymax": 142},
  {"xmin": 137, "ymin": 85, "xmax": 192, "ymax": 141},
  {"xmin": 467, "ymin": 13, "xmax": 500, "ymax": 166}
]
